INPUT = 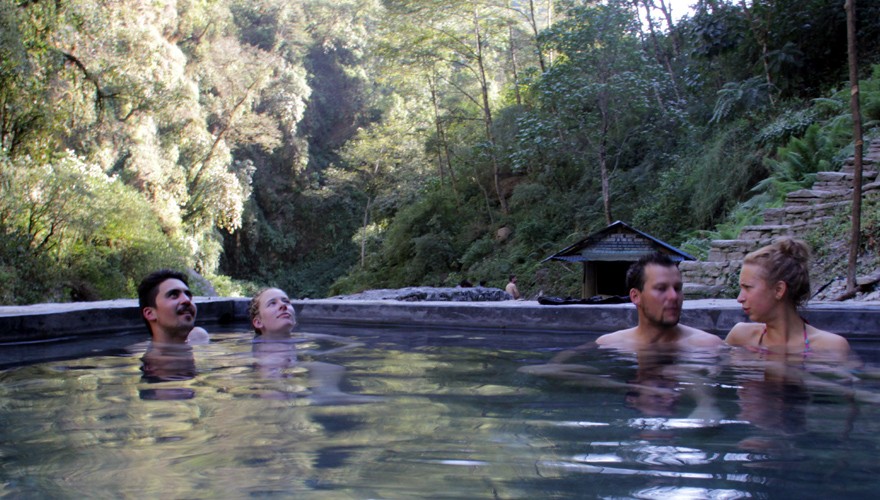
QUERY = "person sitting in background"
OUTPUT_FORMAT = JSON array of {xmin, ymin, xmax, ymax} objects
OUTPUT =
[
  {"xmin": 725, "ymin": 237, "xmax": 850, "ymax": 357},
  {"xmin": 505, "ymin": 274, "xmax": 521, "ymax": 299}
]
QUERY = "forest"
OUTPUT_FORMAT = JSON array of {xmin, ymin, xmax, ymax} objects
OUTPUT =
[{"xmin": 2, "ymin": 0, "xmax": 880, "ymax": 304}]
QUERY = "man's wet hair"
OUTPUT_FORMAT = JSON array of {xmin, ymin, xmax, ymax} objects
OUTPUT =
[
  {"xmin": 626, "ymin": 252, "xmax": 678, "ymax": 292},
  {"xmin": 138, "ymin": 269, "xmax": 189, "ymax": 310}
]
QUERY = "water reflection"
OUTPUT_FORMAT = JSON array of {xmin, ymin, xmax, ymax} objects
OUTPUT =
[
  {"xmin": 252, "ymin": 335, "xmax": 382, "ymax": 405},
  {"xmin": 624, "ymin": 350, "xmax": 684, "ymax": 417},
  {"xmin": 139, "ymin": 342, "xmax": 196, "ymax": 400},
  {"xmin": 737, "ymin": 369, "xmax": 809, "ymax": 436},
  {"xmin": 520, "ymin": 344, "xmax": 722, "ymax": 427},
  {"xmin": 1, "ymin": 328, "xmax": 879, "ymax": 498},
  {"xmin": 631, "ymin": 486, "xmax": 752, "ymax": 499},
  {"xmin": 251, "ymin": 338, "xmax": 309, "ymax": 400},
  {"xmin": 727, "ymin": 348, "xmax": 860, "ymax": 456}
]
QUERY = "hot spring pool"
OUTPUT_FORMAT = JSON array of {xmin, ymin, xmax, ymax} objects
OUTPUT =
[{"xmin": 1, "ymin": 323, "xmax": 880, "ymax": 498}]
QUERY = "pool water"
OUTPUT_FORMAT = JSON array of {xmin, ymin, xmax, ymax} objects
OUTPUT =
[{"xmin": 1, "ymin": 325, "xmax": 880, "ymax": 498}]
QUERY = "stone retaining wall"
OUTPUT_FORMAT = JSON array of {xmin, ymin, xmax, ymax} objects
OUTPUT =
[{"xmin": 2, "ymin": 298, "xmax": 879, "ymax": 348}]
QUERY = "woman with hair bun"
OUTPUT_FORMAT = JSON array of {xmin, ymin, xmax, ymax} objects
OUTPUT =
[{"xmin": 725, "ymin": 237, "xmax": 850, "ymax": 356}]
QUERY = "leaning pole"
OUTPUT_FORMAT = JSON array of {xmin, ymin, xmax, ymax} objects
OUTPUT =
[{"xmin": 845, "ymin": 0, "xmax": 863, "ymax": 296}]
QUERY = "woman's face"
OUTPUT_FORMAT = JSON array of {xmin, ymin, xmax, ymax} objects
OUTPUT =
[
  {"xmin": 252, "ymin": 288, "xmax": 296, "ymax": 336},
  {"xmin": 737, "ymin": 264, "xmax": 780, "ymax": 322}
]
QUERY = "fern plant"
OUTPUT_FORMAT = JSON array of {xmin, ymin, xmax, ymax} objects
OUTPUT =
[
  {"xmin": 710, "ymin": 77, "xmax": 775, "ymax": 124},
  {"xmin": 751, "ymin": 124, "xmax": 833, "ymax": 203}
]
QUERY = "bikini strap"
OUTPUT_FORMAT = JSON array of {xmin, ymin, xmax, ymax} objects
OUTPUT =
[
  {"xmin": 757, "ymin": 322, "xmax": 809, "ymax": 353},
  {"xmin": 802, "ymin": 317, "xmax": 810, "ymax": 353}
]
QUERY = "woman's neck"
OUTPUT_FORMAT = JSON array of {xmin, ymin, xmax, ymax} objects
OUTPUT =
[
  {"xmin": 260, "ymin": 329, "xmax": 293, "ymax": 340},
  {"xmin": 762, "ymin": 306, "xmax": 805, "ymax": 348}
]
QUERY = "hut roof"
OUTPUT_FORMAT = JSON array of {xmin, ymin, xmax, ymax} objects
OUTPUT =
[{"xmin": 542, "ymin": 221, "xmax": 695, "ymax": 263}]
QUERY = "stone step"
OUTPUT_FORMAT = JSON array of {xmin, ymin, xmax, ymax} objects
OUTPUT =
[
  {"xmin": 848, "ymin": 141, "xmax": 880, "ymax": 154},
  {"xmin": 738, "ymin": 224, "xmax": 792, "ymax": 240},
  {"xmin": 762, "ymin": 209, "xmax": 784, "ymax": 225},
  {"xmin": 814, "ymin": 170, "xmax": 879, "ymax": 189},
  {"xmin": 840, "ymin": 155, "xmax": 880, "ymax": 172},
  {"xmin": 682, "ymin": 282, "xmax": 730, "ymax": 299},
  {"xmin": 818, "ymin": 170, "xmax": 880, "ymax": 181},
  {"xmin": 680, "ymin": 260, "xmax": 739, "ymax": 287},
  {"xmin": 706, "ymin": 239, "xmax": 771, "ymax": 262},
  {"xmin": 839, "ymin": 164, "xmax": 879, "ymax": 178},
  {"xmin": 762, "ymin": 209, "xmax": 838, "ymax": 226},
  {"xmin": 786, "ymin": 216, "xmax": 836, "ymax": 231},
  {"xmin": 682, "ymin": 140, "xmax": 878, "ymax": 299},
  {"xmin": 786, "ymin": 184, "xmax": 880, "ymax": 206},
  {"xmin": 786, "ymin": 188, "xmax": 850, "ymax": 205}
]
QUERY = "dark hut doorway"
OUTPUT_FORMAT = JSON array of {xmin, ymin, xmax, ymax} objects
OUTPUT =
[{"xmin": 592, "ymin": 261, "xmax": 631, "ymax": 297}]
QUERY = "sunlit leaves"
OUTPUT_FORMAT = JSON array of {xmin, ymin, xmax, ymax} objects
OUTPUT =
[{"xmin": 0, "ymin": 150, "xmax": 184, "ymax": 302}]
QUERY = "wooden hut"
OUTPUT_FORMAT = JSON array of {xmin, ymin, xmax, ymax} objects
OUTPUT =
[{"xmin": 542, "ymin": 221, "xmax": 695, "ymax": 298}]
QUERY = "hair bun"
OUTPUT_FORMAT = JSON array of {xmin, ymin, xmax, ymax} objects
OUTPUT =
[{"xmin": 775, "ymin": 237, "xmax": 810, "ymax": 264}]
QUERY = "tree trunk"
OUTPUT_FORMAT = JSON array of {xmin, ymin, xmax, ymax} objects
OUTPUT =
[
  {"xmin": 738, "ymin": 0, "xmax": 775, "ymax": 105},
  {"xmin": 508, "ymin": 21, "xmax": 522, "ymax": 106},
  {"xmin": 527, "ymin": 0, "xmax": 547, "ymax": 73},
  {"xmin": 428, "ymin": 72, "xmax": 458, "ymax": 196},
  {"xmin": 360, "ymin": 197, "xmax": 370, "ymax": 268},
  {"xmin": 845, "ymin": 0, "xmax": 863, "ymax": 295},
  {"xmin": 637, "ymin": 0, "xmax": 681, "ymax": 103},
  {"xmin": 655, "ymin": 0, "xmax": 681, "ymax": 56},
  {"xmin": 473, "ymin": 7, "xmax": 509, "ymax": 215},
  {"xmin": 599, "ymin": 102, "xmax": 612, "ymax": 225},
  {"xmin": 547, "ymin": 0, "xmax": 554, "ymax": 65}
]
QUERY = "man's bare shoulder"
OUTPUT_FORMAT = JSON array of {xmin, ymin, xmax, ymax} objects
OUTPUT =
[
  {"xmin": 595, "ymin": 327, "xmax": 639, "ymax": 347},
  {"xmin": 678, "ymin": 324, "xmax": 724, "ymax": 347}
]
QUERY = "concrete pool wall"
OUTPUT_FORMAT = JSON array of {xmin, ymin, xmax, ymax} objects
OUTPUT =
[{"xmin": 1, "ymin": 297, "xmax": 879, "ymax": 344}]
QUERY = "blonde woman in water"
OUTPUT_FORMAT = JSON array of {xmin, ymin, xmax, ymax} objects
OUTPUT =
[
  {"xmin": 725, "ymin": 237, "xmax": 850, "ymax": 356},
  {"xmin": 249, "ymin": 287, "xmax": 379, "ymax": 404}
]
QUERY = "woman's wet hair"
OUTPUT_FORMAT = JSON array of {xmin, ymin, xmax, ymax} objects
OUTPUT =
[
  {"xmin": 743, "ymin": 237, "xmax": 812, "ymax": 307},
  {"xmin": 249, "ymin": 287, "xmax": 274, "ymax": 335}
]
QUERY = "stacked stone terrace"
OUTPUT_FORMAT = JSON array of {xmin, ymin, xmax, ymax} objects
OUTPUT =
[{"xmin": 681, "ymin": 139, "xmax": 880, "ymax": 298}]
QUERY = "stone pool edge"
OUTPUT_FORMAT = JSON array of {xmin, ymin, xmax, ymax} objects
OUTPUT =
[{"xmin": 1, "ymin": 298, "xmax": 879, "ymax": 343}]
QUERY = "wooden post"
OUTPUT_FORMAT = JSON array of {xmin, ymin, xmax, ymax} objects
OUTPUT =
[
  {"xmin": 845, "ymin": 0, "xmax": 863, "ymax": 296},
  {"xmin": 583, "ymin": 263, "xmax": 597, "ymax": 299}
]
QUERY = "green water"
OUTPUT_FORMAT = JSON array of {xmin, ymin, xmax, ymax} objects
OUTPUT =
[{"xmin": 1, "ymin": 326, "xmax": 879, "ymax": 498}]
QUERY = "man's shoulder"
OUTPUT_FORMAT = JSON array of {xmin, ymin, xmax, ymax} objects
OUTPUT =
[{"xmin": 596, "ymin": 327, "xmax": 639, "ymax": 346}]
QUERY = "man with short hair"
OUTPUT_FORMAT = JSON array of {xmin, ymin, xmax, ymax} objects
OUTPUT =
[
  {"xmin": 137, "ymin": 269, "xmax": 207, "ymax": 344},
  {"xmin": 595, "ymin": 252, "xmax": 722, "ymax": 349},
  {"xmin": 520, "ymin": 253, "xmax": 723, "ymax": 422}
]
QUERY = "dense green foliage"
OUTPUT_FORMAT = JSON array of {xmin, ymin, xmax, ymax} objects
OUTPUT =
[{"xmin": 1, "ymin": 0, "xmax": 879, "ymax": 304}]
